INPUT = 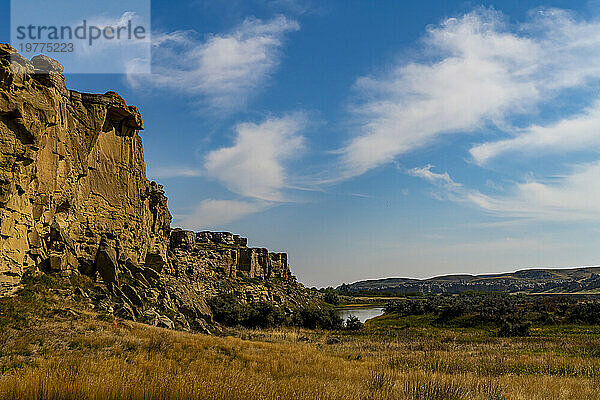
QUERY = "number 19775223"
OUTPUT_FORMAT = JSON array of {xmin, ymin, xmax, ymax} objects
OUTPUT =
[{"xmin": 19, "ymin": 43, "xmax": 74, "ymax": 53}]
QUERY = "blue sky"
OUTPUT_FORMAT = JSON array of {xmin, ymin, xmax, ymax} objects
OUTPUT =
[{"xmin": 5, "ymin": 0, "xmax": 600, "ymax": 286}]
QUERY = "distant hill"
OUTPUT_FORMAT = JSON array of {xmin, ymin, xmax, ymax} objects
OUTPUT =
[{"xmin": 338, "ymin": 266, "xmax": 600, "ymax": 295}]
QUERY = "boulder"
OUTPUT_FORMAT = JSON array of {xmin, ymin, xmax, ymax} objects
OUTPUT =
[
  {"xmin": 31, "ymin": 54, "xmax": 64, "ymax": 73},
  {"xmin": 190, "ymin": 318, "xmax": 211, "ymax": 334},
  {"xmin": 27, "ymin": 229, "xmax": 42, "ymax": 250},
  {"xmin": 142, "ymin": 308, "xmax": 160, "ymax": 326},
  {"xmin": 170, "ymin": 229, "xmax": 196, "ymax": 250},
  {"xmin": 94, "ymin": 240, "xmax": 118, "ymax": 285},
  {"xmin": 121, "ymin": 284, "xmax": 143, "ymax": 307},
  {"xmin": 145, "ymin": 252, "xmax": 166, "ymax": 272},
  {"xmin": 74, "ymin": 287, "xmax": 88, "ymax": 298},
  {"xmin": 115, "ymin": 303, "xmax": 136, "ymax": 321},
  {"xmin": 174, "ymin": 313, "xmax": 190, "ymax": 331},
  {"xmin": 141, "ymin": 267, "xmax": 160, "ymax": 285},
  {"xmin": 48, "ymin": 253, "xmax": 66, "ymax": 272},
  {"xmin": 157, "ymin": 315, "xmax": 174, "ymax": 329}
]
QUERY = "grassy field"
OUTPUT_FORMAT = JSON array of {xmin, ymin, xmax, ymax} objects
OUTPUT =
[
  {"xmin": 2, "ymin": 279, "xmax": 600, "ymax": 399},
  {"xmin": 2, "ymin": 309, "xmax": 600, "ymax": 399}
]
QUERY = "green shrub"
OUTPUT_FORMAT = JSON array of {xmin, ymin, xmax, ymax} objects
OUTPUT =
[
  {"xmin": 345, "ymin": 315, "xmax": 363, "ymax": 331},
  {"xmin": 498, "ymin": 318, "xmax": 531, "ymax": 337},
  {"xmin": 245, "ymin": 302, "xmax": 286, "ymax": 328},
  {"xmin": 20, "ymin": 272, "xmax": 60, "ymax": 291},
  {"xmin": 436, "ymin": 304, "xmax": 464, "ymax": 322},
  {"xmin": 209, "ymin": 294, "xmax": 343, "ymax": 330},
  {"xmin": 323, "ymin": 287, "xmax": 340, "ymax": 305},
  {"xmin": 297, "ymin": 305, "xmax": 343, "ymax": 330},
  {"xmin": 208, "ymin": 293, "xmax": 249, "ymax": 327}
]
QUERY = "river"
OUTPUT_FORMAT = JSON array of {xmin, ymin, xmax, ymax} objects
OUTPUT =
[{"xmin": 337, "ymin": 306, "xmax": 385, "ymax": 325}]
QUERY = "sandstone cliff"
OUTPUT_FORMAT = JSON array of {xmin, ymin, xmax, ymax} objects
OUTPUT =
[
  {"xmin": 0, "ymin": 45, "xmax": 306, "ymax": 331},
  {"xmin": 0, "ymin": 44, "xmax": 171, "ymax": 293}
]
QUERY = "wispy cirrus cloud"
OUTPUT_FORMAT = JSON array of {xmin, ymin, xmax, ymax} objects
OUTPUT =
[
  {"xmin": 466, "ymin": 161, "xmax": 600, "ymax": 221},
  {"xmin": 175, "ymin": 199, "xmax": 267, "ymax": 230},
  {"xmin": 408, "ymin": 164, "xmax": 462, "ymax": 190},
  {"xmin": 470, "ymin": 100, "xmax": 600, "ymax": 165},
  {"xmin": 340, "ymin": 8, "xmax": 600, "ymax": 178},
  {"xmin": 127, "ymin": 15, "xmax": 299, "ymax": 113},
  {"xmin": 147, "ymin": 166, "xmax": 202, "ymax": 179},
  {"xmin": 410, "ymin": 161, "xmax": 600, "ymax": 221}
]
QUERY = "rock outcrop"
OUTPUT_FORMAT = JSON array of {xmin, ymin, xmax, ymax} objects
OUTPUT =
[
  {"xmin": 0, "ymin": 46, "xmax": 307, "ymax": 331},
  {"xmin": 171, "ymin": 229, "xmax": 291, "ymax": 280},
  {"xmin": 0, "ymin": 44, "xmax": 170, "ymax": 294}
]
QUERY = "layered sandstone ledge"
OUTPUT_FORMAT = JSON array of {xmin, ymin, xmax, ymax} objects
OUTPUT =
[
  {"xmin": 171, "ymin": 230, "xmax": 291, "ymax": 280},
  {"xmin": 0, "ymin": 45, "xmax": 301, "ymax": 330}
]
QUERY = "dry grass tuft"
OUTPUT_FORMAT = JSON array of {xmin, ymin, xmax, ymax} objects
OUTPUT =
[
  {"xmin": 366, "ymin": 366, "xmax": 395, "ymax": 393},
  {"xmin": 401, "ymin": 372, "xmax": 474, "ymax": 400}
]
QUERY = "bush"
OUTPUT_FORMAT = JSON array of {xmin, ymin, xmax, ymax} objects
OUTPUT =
[
  {"xmin": 20, "ymin": 272, "xmax": 60, "ymax": 291},
  {"xmin": 385, "ymin": 299, "xmax": 428, "ymax": 316},
  {"xmin": 498, "ymin": 318, "xmax": 531, "ymax": 337},
  {"xmin": 209, "ymin": 294, "xmax": 343, "ymax": 330},
  {"xmin": 245, "ymin": 302, "xmax": 286, "ymax": 328},
  {"xmin": 323, "ymin": 287, "xmax": 340, "ymax": 305},
  {"xmin": 345, "ymin": 315, "xmax": 363, "ymax": 331},
  {"xmin": 297, "ymin": 305, "xmax": 343, "ymax": 330},
  {"xmin": 383, "ymin": 292, "xmax": 600, "ymax": 331},
  {"xmin": 436, "ymin": 304, "xmax": 464, "ymax": 322},
  {"xmin": 208, "ymin": 293, "xmax": 250, "ymax": 327},
  {"xmin": 567, "ymin": 302, "xmax": 600, "ymax": 324}
]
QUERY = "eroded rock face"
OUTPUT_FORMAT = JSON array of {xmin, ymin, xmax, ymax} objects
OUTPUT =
[
  {"xmin": 171, "ymin": 228, "xmax": 292, "ymax": 280},
  {"xmin": 0, "ymin": 46, "xmax": 310, "ymax": 332},
  {"xmin": 0, "ymin": 44, "xmax": 171, "ymax": 294}
]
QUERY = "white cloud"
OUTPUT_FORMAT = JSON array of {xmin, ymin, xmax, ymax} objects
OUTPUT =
[
  {"xmin": 147, "ymin": 166, "xmax": 201, "ymax": 179},
  {"xmin": 341, "ymin": 8, "xmax": 600, "ymax": 178},
  {"xmin": 176, "ymin": 199, "xmax": 266, "ymax": 229},
  {"xmin": 467, "ymin": 161, "xmax": 600, "ymax": 220},
  {"xmin": 204, "ymin": 113, "xmax": 306, "ymax": 201},
  {"xmin": 471, "ymin": 100, "xmax": 600, "ymax": 165},
  {"xmin": 127, "ymin": 15, "xmax": 299, "ymax": 112},
  {"xmin": 411, "ymin": 161, "xmax": 600, "ymax": 221},
  {"xmin": 159, "ymin": 113, "xmax": 307, "ymax": 228},
  {"xmin": 408, "ymin": 164, "xmax": 466, "ymax": 203},
  {"xmin": 408, "ymin": 164, "xmax": 461, "ymax": 189}
]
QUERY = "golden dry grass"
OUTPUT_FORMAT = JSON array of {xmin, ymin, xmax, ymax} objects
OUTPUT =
[{"xmin": 1, "ymin": 314, "xmax": 600, "ymax": 400}]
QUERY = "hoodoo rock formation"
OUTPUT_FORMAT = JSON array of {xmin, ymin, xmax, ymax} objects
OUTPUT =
[{"xmin": 0, "ymin": 45, "xmax": 305, "ymax": 331}]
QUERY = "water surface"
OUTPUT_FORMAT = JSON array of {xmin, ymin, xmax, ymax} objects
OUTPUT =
[{"xmin": 337, "ymin": 306, "xmax": 384, "ymax": 325}]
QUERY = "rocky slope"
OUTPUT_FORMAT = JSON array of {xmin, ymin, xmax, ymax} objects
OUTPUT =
[
  {"xmin": 340, "ymin": 266, "xmax": 600, "ymax": 295},
  {"xmin": 0, "ymin": 45, "xmax": 311, "ymax": 331}
]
